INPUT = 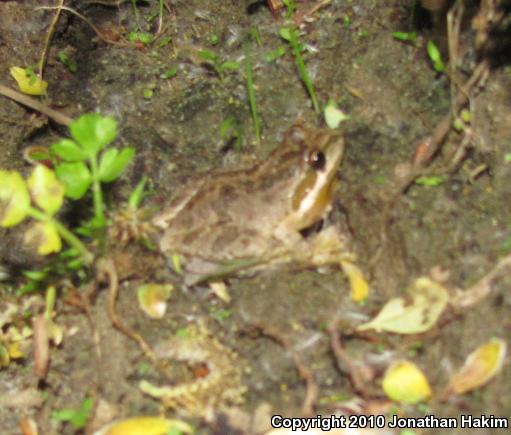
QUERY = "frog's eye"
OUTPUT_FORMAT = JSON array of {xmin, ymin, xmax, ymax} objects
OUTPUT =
[{"xmin": 308, "ymin": 150, "xmax": 326, "ymax": 171}]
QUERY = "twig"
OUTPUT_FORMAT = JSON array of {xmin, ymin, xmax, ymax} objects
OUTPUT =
[
  {"xmin": 98, "ymin": 258, "xmax": 156, "ymax": 361},
  {"xmin": 327, "ymin": 316, "xmax": 370, "ymax": 398},
  {"xmin": 453, "ymin": 254, "xmax": 511, "ymax": 309},
  {"xmin": 36, "ymin": 5, "xmax": 128, "ymax": 46},
  {"xmin": 370, "ymin": 59, "xmax": 490, "ymax": 268},
  {"xmin": 38, "ymin": 0, "xmax": 65, "ymax": 79},
  {"xmin": 250, "ymin": 323, "xmax": 319, "ymax": 416},
  {"xmin": 0, "ymin": 84, "xmax": 73, "ymax": 125}
]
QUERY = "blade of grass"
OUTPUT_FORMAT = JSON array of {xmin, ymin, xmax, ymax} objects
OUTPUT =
[
  {"xmin": 288, "ymin": 28, "xmax": 319, "ymax": 113},
  {"xmin": 245, "ymin": 42, "xmax": 261, "ymax": 145}
]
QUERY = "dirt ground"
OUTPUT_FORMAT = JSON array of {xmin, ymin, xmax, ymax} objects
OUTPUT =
[{"xmin": 0, "ymin": 1, "xmax": 510, "ymax": 434}]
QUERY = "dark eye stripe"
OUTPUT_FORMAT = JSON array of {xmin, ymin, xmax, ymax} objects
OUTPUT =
[{"xmin": 308, "ymin": 150, "xmax": 326, "ymax": 171}]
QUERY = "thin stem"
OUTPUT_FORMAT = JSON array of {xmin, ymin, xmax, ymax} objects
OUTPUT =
[
  {"xmin": 0, "ymin": 84, "xmax": 72, "ymax": 125},
  {"xmin": 245, "ymin": 42, "xmax": 261, "ymax": 145},
  {"xmin": 52, "ymin": 219, "xmax": 94, "ymax": 263},
  {"xmin": 289, "ymin": 28, "xmax": 320, "ymax": 113},
  {"xmin": 36, "ymin": 5, "xmax": 126, "ymax": 46},
  {"xmin": 89, "ymin": 156, "xmax": 105, "ymax": 225},
  {"xmin": 131, "ymin": 0, "xmax": 141, "ymax": 29},
  {"xmin": 39, "ymin": 0, "xmax": 65, "ymax": 78},
  {"xmin": 157, "ymin": 0, "xmax": 164, "ymax": 34}
]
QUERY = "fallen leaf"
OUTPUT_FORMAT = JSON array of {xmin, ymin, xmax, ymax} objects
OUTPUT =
[
  {"xmin": 94, "ymin": 416, "xmax": 194, "ymax": 435},
  {"xmin": 0, "ymin": 170, "xmax": 30, "ymax": 227},
  {"xmin": 137, "ymin": 284, "xmax": 173, "ymax": 319},
  {"xmin": 445, "ymin": 337, "xmax": 507, "ymax": 395},
  {"xmin": 24, "ymin": 221, "xmax": 62, "ymax": 255},
  {"xmin": 357, "ymin": 277, "xmax": 449, "ymax": 334},
  {"xmin": 324, "ymin": 100, "xmax": 350, "ymax": 129},
  {"xmin": 340, "ymin": 261, "xmax": 369, "ymax": 302},
  {"xmin": 27, "ymin": 165, "xmax": 64, "ymax": 216},
  {"xmin": 382, "ymin": 360, "xmax": 432, "ymax": 404},
  {"xmin": 10, "ymin": 66, "xmax": 48, "ymax": 95}
]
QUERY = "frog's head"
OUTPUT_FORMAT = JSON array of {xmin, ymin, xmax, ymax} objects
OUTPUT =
[{"xmin": 273, "ymin": 125, "xmax": 344, "ymax": 232}]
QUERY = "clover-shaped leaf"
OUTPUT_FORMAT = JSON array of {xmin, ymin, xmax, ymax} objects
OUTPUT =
[
  {"xmin": 98, "ymin": 147, "xmax": 135, "ymax": 182},
  {"xmin": 70, "ymin": 113, "xmax": 117, "ymax": 155},
  {"xmin": 27, "ymin": 165, "xmax": 65, "ymax": 216},
  {"xmin": 51, "ymin": 139, "xmax": 88, "ymax": 162},
  {"xmin": 24, "ymin": 221, "xmax": 62, "ymax": 255},
  {"xmin": 56, "ymin": 162, "xmax": 92, "ymax": 200},
  {"xmin": 0, "ymin": 170, "xmax": 30, "ymax": 227}
]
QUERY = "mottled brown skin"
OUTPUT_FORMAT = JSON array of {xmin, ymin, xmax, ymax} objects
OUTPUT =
[{"xmin": 152, "ymin": 125, "xmax": 345, "ymax": 284}]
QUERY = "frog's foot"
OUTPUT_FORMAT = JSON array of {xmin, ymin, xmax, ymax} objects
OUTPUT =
[
  {"xmin": 307, "ymin": 226, "xmax": 369, "ymax": 301},
  {"xmin": 305, "ymin": 225, "xmax": 355, "ymax": 266}
]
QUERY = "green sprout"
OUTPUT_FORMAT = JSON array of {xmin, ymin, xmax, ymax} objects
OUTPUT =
[
  {"xmin": 392, "ymin": 31, "xmax": 417, "ymax": 42},
  {"xmin": 415, "ymin": 175, "xmax": 445, "ymax": 187},
  {"xmin": 282, "ymin": 0, "xmax": 296, "ymax": 19},
  {"xmin": 219, "ymin": 116, "xmax": 243, "ymax": 151},
  {"xmin": 0, "ymin": 166, "xmax": 93, "ymax": 263},
  {"xmin": 51, "ymin": 113, "xmax": 134, "ymax": 230},
  {"xmin": 250, "ymin": 27, "xmax": 262, "ymax": 47},
  {"xmin": 280, "ymin": 27, "xmax": 320, "ymax": 113},
  {"xmin": 52, "ymin": 397, "xmax": 94, "ymax": 430},
  {"xmin": 127, "ymin": 30, "xmax": 154, "ymax": 45},
  {"xmin": 57, "ymin": 52, "xmax": 77, "ymax": 73},
  {"xmin": 161, "ymin": 66, "xmax": 177, "ymax": 79},
  {"xmin": 197, "ymin": 50, "xmax": 240, "ymax": 80},
  {"xmin": 244, "ymin": 42, "xmax": 261, "ymax": 144},
  {"xmin": 265, "ymin": 46, "xmax": 286, "ymax": 62},
  {"xmin": 157, "ymin": 35, "xmax": 172, "ymax": 48},
  {"xmin": 426, "ymin": 40, "xmax": 445, "ymax": 73}
]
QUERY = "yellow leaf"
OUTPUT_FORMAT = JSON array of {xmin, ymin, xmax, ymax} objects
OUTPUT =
[
  {"xmin": 10, "ymin": 66, "xmax": 48, "ymax": 95},
  {"xmin": 340, "ymin": 260, "xmax": 369, "ymax": 302},
  {"xmin": 445, "ymin": 337, "xmax": 507, "ymax": 395},
  {"xmin": 0, "ymin": 343, "xmax": 10, "ymax": 367},
  {"xmin": 24, "ymin": 221, "xmax": 62, "ymax": 255},
  {"xmin": 0, "ymin": 170, "xmax": 30, "ymax": 227},
  {"xmin": 95, "ymin": 416, "xmax": 194, "ymax": 435},
  {"xmin": 27, "ymin": 165, "xmax": 65, "ymax": 216},
  {"xmin": 382, "ymin": 360, "xmax": 432, "ymax": 404},
  {"xmin": 7, "ymin": 341, "xmax": 25, "ymax": 360},
  {"xmin": 137, "ymin": 284, "xmax": 173, "ymax": 319},
  {"xmin": 357, "ymin": 277, "xmax": 449, "ymax": 334}
]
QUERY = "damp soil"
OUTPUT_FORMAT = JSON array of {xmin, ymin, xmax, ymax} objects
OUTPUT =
[{"xmin": 1, "ymin": 1, "xmax": 511, "ymax": 434}]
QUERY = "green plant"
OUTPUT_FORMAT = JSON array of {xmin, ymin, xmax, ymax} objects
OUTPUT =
[
  {"xmin": 51, "ymin": 113, "xmax": 134, "ymax": 230},
  {"xmin": 265, "ymin": 46, "xmax": 286, "ymax": 62},
  {"xmin": 127, "ymin": 30, "xmax": 153, "ymax": 45},
  {"xmin": 0, "ymin": 166, "xmax": 92, "ymax": 263},
  {"xmin": 244, "ymin": 42, "xmax": 261, "ymax": 144},
  {"xmin": 197, "ymin": 49, "xmax": 240, "ymax": 80},
  {"xmin": 219, "ymin": 116, "xmax": 243, "ymax": 151},
  {"xmin": 415, "ymin": 175, "xmax": 445, "ymax": 186},
  {"xmin": 392, "ymin": 31, "xmax": 417, "ymax": 42},
  {"xmin": 427, "ymin": 40, "xmax": 445, "ymax": 73},
  {"xmin": 57, "ymin": 52, "xmax": 77, "ymax": 73},
  {"xmin": 282, "ymin": 0, "xmax": 296, "ymax": 19},
  {"xmin": 279, "ymin": 27, "xmax": 320, "ymax": 113},
  {"xmin": 52, "ymin": 397, "xmax": 94, "ymax": 429}
]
